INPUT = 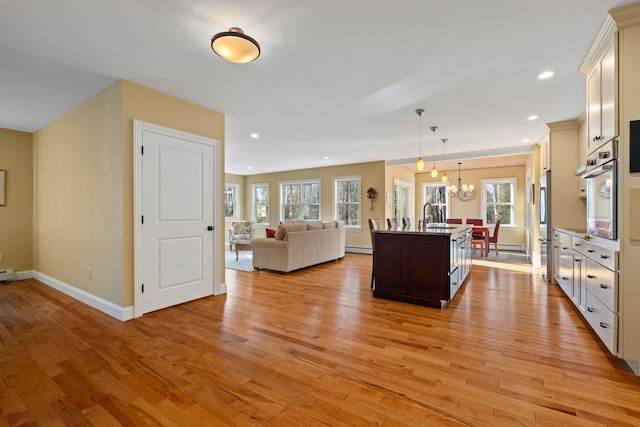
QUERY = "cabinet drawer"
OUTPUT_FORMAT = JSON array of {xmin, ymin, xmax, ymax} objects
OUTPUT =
[
  {"xmin": 571, "ymin": 236, "xmax": 587, "ymax": 255},
  {"xmin": 585, "ymin": 290, "xmax": 617, "ymax": 355},
  {"xmin": 585, "ymin": 242, "xmax": 618, "ymax": 271},
  {"xmin": 586, "ymin": 258, "xmax": 618, "ymax": 312}
]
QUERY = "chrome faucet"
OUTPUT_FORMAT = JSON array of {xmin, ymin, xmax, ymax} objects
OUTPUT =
[{"xmin": 422, "ymin": 202, "xmax": 433, "ymax": 228}]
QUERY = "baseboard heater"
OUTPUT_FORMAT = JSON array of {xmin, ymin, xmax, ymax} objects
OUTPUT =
[{"xmin": 0, "ymin": 269, "xmax": 15, "ymax": 282}]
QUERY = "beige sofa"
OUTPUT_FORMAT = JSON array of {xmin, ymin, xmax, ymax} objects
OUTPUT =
[{"xmin": 251, "ymin": 220, "xmax": 345, "ymax": 272}]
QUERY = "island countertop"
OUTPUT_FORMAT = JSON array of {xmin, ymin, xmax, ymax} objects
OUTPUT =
[{"xmin": 373, "ymin": 223, "xmax": 472, "ymax": 236}]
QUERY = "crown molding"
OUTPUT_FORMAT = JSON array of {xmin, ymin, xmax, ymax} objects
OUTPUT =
[
  {"xmin": 579, "ymin": 14, "xmax": 617, "ymax": 74},
  {"xmin": 610, "ymin": 2, "xmax": 640, "ymax": 30}
]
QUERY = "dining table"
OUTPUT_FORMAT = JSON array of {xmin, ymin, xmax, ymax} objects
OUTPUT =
[{"xmin": 472, "ymin": 226, "xmax": 490, "ymax": 257}]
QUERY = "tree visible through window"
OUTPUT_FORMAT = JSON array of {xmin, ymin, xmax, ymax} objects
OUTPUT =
[
  {"xmin": 335, "ymin": 177, "xmax": 360, "ymax": 227},
  {"xmin": 252, "ymin": 183, "xmax": 269, "ymax": 224},
  {"xmin": 280, "ymin": 180, "xmax": 320, "ymax": 221},
  {"xmin": 482, "ymin": 178, "xmax": 516, "ymax": 225},
  {"xmin": 422, "ymin": 183, "xmax": 448, "ymax": 221},
  {"xmin": 224, "ymin": 184, "xmax": 239, "ymax": 219}
]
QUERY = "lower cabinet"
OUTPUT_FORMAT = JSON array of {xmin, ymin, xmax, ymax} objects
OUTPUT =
[
  {"xmin": 373, "ymin": 227, "xmax": 471, "ymax": 308},
  {"xmin": 553, "ymin": 229, "xmax": 619, "ymax": 355}
]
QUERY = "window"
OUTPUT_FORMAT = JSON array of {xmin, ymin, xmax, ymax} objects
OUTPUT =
[
  {"xmin": 482, "ymin": 178, "xmax": 516, "ymax": 226},
  {"xmin": 280, "ymin": 180, "xmax": 321, "ymax": 221},
  {"xmin": 252, "ymin": 183, "xmax": 269, "ymax": 225},
  {"xmin": 334, "ymin": 176, "xmax": 360, "ymax": 228},
  {"xmin": 224, "ymin": 184, "xmax": 239, "ymax": 219},
  {"xmin": 421, "ymin": 183, "xmax": 448, "ymax": 221},
  {"xmin": 394, "ymin": 178, "xmax": 412, "ymax": 222}
]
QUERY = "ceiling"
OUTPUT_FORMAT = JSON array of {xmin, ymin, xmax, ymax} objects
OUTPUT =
[{"xmin": 0, "ymin": 0, "xmax": 635, "ymax": 175}]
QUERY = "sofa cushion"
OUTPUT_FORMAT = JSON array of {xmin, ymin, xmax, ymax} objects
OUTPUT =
[
  {"xmin": 306, "ymin": 222, "xmax": 323, "ymax": 231},
  {"xmin": 266, "ymin": 228, "xmax": 276, "ymax": 238},
  {"xmin": 322, "ymin": 221, "xmax": 336, "ymax": 229},
  {"xmin": 275, "ymin": 223, "xmax": 307, "ymax": 240}
]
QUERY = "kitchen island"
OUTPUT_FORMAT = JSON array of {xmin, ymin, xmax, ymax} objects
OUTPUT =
[{"xmin": 372, "ymin": 224, "xmax": 472, "ymax": 308}]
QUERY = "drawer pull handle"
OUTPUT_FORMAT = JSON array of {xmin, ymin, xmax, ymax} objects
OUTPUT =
[
  {"xmin": 574, "ymin": 243, "xmax": 581, "ymax": 246},
  {"xmin": 563, "ymin": 247, "xmax": 569, "ymax": 250},
  {"xmin": 587, "ymin": 307, "xmax": 595, "ymax": 313},
  {"xmin": 588, "ymin": 249, "xmax": 595, "ymax": 253},
  {"xmin": 562, "ymin": 277, "xmax": 569, "ymax": 281},
  {"xmin": 587, "ymin": 275, "xmax": 596, "ymax": 279},
  {"xmin": 600, "ymin": 255, "xmax": 609, "ymax": 259},
  {"xmin": 574, "ymin": 258, "xmax": 581, "ymax": 262},
  {"xmin": 600, "ymin": 284, "xmax": 609, "ymax": 289},
  {"xmin": 599, "ymin": 322, "xmax": 609, "ymax": 329}
]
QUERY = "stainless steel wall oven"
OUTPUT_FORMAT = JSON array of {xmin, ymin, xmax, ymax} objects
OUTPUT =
[{"xmin": 582, "ymin": 138, "xmax": 618, "ymax": 240}]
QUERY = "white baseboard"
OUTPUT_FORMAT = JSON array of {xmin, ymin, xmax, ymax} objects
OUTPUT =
[
  {"xmin": 31, "ymin": 271, "xmax": 133, "ymax": 321},
  {"xmin": 345, "ymin": 246, "xmax": 373, "ymax": 255}
]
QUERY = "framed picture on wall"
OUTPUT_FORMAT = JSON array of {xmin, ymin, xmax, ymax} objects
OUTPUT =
[{"xmin": 0, "ymin": 170, "xmax": 5, "ymax": 206}]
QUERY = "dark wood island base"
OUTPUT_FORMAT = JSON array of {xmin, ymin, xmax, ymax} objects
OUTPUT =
[{"xmin": 372, "ymin": 224, "xmax": 472, "ymax": 308}]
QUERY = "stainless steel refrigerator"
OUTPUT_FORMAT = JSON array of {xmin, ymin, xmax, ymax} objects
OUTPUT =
[{"xmin": 539, "ymin": 170, "xmax": 552, "ymax": 282}]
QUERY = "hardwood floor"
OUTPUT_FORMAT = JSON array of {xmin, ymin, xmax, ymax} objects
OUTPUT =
[{"xmin": 1, "ymin": 253, "xmax": 640, "ymax": 426}]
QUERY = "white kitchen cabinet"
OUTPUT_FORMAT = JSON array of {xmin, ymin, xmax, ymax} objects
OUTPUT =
[{"xmin": 586, "ymin": 36, "xmax": 616, "ymax": 153}]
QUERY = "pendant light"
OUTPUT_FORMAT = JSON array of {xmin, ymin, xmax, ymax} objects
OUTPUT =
[
  {"xmin": 441, "ymin": 138, "xmax": 449, "ymax": 183},
  {"xmin": 415, "ymin": 109, "xmax": 425, "ymax": 171},
  {"xmin": 430, "ymin": 126, "xmax": 438, "ymax": 178}
]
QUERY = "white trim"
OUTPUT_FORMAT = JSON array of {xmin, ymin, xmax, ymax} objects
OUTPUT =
[
  {"xmin": 224, "ymin": 183, "xmax": 240, "ymax": 220},
  {"xmin": 33, "ymin": 271, "xmax": 134, "ymax": 321},
  {"xmin": 14, "ymin": 270, "xmax": 35, "ymax": 280},
  {"xmin": 481, "ymin": 177, "xmax": 517, "ymax": 226},
  {"xmin": 251, "ymin": 182, "xmax": 270, "ymax": 226},
  {"xmin": 333, "ymin": 175, "xmax": 361, "ymax": 228},
  {"xmin": 278, "ymin": 178, "xmax": 321, "ymax": 221}
]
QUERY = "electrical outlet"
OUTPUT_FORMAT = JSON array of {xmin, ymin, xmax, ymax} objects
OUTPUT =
[{"xmin": 88, "ymin": 268, "xmax": 92, "ymax": 278}]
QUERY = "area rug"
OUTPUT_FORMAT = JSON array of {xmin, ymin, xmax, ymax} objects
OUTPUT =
[{"xmin": 224, "ymin": 248, "xmax": 255, "ymax": 272}]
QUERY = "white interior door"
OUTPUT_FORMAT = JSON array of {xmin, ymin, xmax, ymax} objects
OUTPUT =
[{"xmin": 138, "ymin": 124, "xmax": 215, "ymax": 314}]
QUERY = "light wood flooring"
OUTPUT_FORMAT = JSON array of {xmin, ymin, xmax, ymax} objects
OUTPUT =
[{"xmin": 1, "ymin": 253, "xmax": 640, "ymax": 426}]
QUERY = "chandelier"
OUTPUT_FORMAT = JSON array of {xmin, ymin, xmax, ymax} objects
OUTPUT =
[{"xmin": 448, "ymin": 162, "xmax": 474, "ymax": 201}]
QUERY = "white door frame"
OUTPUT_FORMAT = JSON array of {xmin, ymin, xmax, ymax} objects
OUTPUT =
[{"xmin": 133, "ymin": 120, "xmax": 223, "ymax": 318}]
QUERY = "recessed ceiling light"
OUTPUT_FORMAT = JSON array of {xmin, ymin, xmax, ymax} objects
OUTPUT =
[
  {"xmin": 537, "ymin": 71, "xmax": 555, "ymax": 80},
  {"xmin": 527, "ymin": 115, "xmax": 539, "ymax": 121},
  {"xmin": 324, "ymin": 156, "xmax": 330, "ymax": 160},
  {"xmin": 250, "ymin": 133, "xmax": 259, "ymax": 138},
  {"xmin": 247, "ymin": 166, "xmax": 252, "ymax": 169},
  {"xmin": 521, "ymin": 139, "xmax": 530, "ymax": 143}
]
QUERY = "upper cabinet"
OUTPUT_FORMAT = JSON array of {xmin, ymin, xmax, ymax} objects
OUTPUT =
[{"xmin": 583, "ymin": 23, "xmax": 618, "ymax": 154}]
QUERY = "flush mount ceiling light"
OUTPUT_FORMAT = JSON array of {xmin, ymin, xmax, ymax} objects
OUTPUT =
[
  {"xmin": 211, "ymin": 27, "xmax": 260, "ymax": 63},
  {"xmin": 430, "ymin": 126, "xmax": 438, "ymax": 178},
  {"xmin": 415, "ymin": 109, "xmax": 425, "ymax": 171}
]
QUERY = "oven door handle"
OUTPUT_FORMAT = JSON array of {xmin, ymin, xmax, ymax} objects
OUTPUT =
[{"xmin": 582, "ymin": 163, "xmax": 613, "ymax": 179}]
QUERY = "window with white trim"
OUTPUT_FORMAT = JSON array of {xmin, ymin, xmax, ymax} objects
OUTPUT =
[
  {"xmin": 421, "ymin": 183, "xmax": 448, "ymax": 221},
  {"xmin": 334, "ymin": 176, "xmax": 360, "ymax": 228},
  {"xmin": 252, "ymin": 183, "xmax": 269, "ymax": 225},
  {"xmin": 280, "ymin": 180, "xmax": 321, "ymax": 221},
  {"xmin": 481, "ymin": 178, "xmax": 516, "ymax": 226},
  {"xmin": 224, "ymin": 183, "xmax": 239, "ymax": 219}
]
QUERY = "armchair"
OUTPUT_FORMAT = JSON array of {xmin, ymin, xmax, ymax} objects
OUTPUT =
[{"xmin": 229, "ymin": 221, "xmax": 255, "ymax": 251}]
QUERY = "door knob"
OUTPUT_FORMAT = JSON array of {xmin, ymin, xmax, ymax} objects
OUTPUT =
[{"xmin": 207, "ymin": 226, "xmax": 214, "ymax": 231}]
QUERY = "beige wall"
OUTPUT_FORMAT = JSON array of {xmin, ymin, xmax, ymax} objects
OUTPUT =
[
  {"xmin": 0, "ymin": 128, "xmax": 33, "ymax": 272},
  {"xmin": 414, "ymin": 165, "xmax": 528, "ymax": 247},
  {"xmin": 244, "ymin": 161, "xmax": 386, "ymax": 249},
  {"xmin": 33, "ymin": 80, "xmax": 225, "ymax": 308}
]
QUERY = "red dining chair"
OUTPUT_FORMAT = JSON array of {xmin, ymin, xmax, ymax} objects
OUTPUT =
[
  {"xmin": 446, "ymin": 218, "xmax": 462, "ymax": 224},
  {"xmin": 488, "ymin": 220, "xmax": 501, "ymax": 256},
  {"xmin": 466, "ymin": 218, "xmax": 485, "ymax": 240}
]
